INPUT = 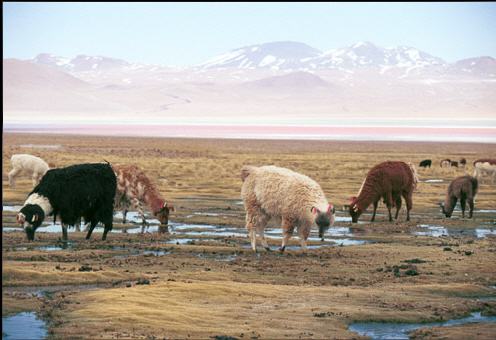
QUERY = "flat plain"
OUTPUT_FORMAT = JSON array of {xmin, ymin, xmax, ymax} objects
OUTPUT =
[{"xmin": 2, "ymin": 133, "xmax": 496, "ymax": 339}]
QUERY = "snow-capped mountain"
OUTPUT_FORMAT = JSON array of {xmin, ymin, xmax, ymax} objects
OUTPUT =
[
  {"xmin": 29, "ymin": 53, "xmax": 133, "ymax": 72},
  {"xmin": 196, "ymin": 41, "xmax": 446, "ymax": 70},
  {"xmin": 195, "ymin": 41, "xmax": 322, "ymax": 69},
  {"xmin": 316, "ymin": 41, "xmax": 446, "ymax": 69}
]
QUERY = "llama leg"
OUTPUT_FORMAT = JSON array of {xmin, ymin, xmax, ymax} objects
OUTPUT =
[
  {"xmin": 406, "ymin": 193, "xmax": 413, "ymax": 221},
  {"xmin": 257, "ymin": 213, "xmax": 271, "ymax": 251},
  {"xmin": 460, "ymin": 197, "xmax": 466, "ymax": 218},
  {"xmin": 135, "ymin": 201, "xmax": 147, "ymax": 225},
  {"xmin": 280, "ymin": 217, "xmax": 295, "ymax": 253},
  {"xmin": 394, "ymin": 197, "xmax": 402, "ymax": 219},
  {"xmin": 386, "ymin": 203, "xmax": 393, "ymax": 221},
  {"xmin": 86, "ymin": 221, "xmax": 97, "ymax": 240},
  {"xmin": 297, "ymin": 225, "xmax": 311, "ymax": 254},
  {"xmin": 468, "ymin": 198, "xmax": 474, "ymax": 218},
  {"xmin": 122, "ymin": 207, "xmax": 128, "ymax": 223},
  {"xmin": 31, "ymin": 172, "xmax": 40, "ymax": 186},
  {"xmin": 102, "ymin": 220, "xmax": 112, "ymax": 241},
  {"xmin": 449, "ymin": 197, "xmax": 458, "ymax": 218},
  {"xmin": 257, "ymin": 222, "xmax": 271, "ymax": 251},
  {"xmin": 245, "ymin": 207, "xmax": 268, "ymax": 252},
  {"xmin": 384, "ymin": 195, "xmax": 393, "ymax": 221},
  {"xmin": 8, "ymin": 168, "xmax": 21, "ymax": 188},
  {"xmin": 129, "ymin": 197, "xmax": 145, "ymax": 224},
  {"xmin": 245, "ymin": 210, "xmax": 257, "ymax": 252},
  {"xmin": 61, "ymin": 223, "xmax": 68, "ymax": 241},
  {"xmin": 371, "ymin": 200, "xmax": 379, "ymax": 222},
  {"xmin": 248, "ymin": 228, "xmax": 257, "ymax": 252}
]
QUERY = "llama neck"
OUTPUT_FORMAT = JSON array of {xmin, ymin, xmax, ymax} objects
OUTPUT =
[
  {"xmin": 25, "ymin": 193, "xmax": 53, "ymax": 216},
  {"xmin": 144, "ymin": 187, "xmax": 166, "ymax": 213},
  {"xmin": 444, "ymin": 194, "xmax": 456, "ymax": 214},
  {"xmin": 355, "ymin": 183, "xmax": 381, "ymax": 211}
]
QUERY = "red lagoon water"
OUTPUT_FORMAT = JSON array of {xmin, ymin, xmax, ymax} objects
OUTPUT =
[{"xmin": 4, "ymin": 124, "xmax": 496, "ymax": 142}]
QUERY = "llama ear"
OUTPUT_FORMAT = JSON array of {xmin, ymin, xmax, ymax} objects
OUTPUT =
[
  {"xmin": 311, "ymin": 206, "xmax": 317, "ymax": 214},
  {"xmin": 353, "ymin": 204, "xmax": 359, "ymax": 212},
  {"xmin": 31, "ymin": 214, "xmax": 38, "ymax": 223},
  {"xmin": 327, "ymin": 205, "xmax": 335, "ymax": 215},
  {"xmin": 159, "ymin": 202, "xmax": 174, "ymax": 213}
]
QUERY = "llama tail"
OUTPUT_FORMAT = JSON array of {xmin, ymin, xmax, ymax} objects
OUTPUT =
[{"xmin": 408, "ymin": 162, "xmax": 419, "ymax": 189}]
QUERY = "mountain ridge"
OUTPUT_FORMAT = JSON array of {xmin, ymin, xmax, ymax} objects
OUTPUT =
[{"xmin": 24, "ymin": 41, "xmax": 496, "ymax": 76}]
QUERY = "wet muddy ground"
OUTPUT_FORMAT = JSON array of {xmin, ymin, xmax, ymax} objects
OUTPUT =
[{"xmin": 2, "ymin": 135, "xmax": 496, "ymax": 339}]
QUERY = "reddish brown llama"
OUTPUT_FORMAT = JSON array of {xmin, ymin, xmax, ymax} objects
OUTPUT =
[{"xmin": 349, "ymin": 161, "xmax": 418, "ymax": 223}]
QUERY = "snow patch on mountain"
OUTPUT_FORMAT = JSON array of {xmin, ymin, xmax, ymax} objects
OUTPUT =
[{"xmin": 196, "ymin": 41, "xmax": 446, "ymax": 71}]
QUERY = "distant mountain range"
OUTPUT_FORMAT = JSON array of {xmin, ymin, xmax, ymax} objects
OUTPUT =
[
  {"xmin": 196, "ymin": 41, "xmax": 447, "ymax": 70},
  {"xmin": 27, "ymin": 41, "xmax": 496, "ymax": 76},
  {"xmin": 4, "ymin": 40, "xmax": 496, "ymax": 137}
]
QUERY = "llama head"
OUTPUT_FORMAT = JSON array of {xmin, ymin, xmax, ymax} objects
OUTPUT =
[
  {"xmin": 17, "ymin": 204, "xmax": 46, "ymax": 241},
  {"xmin": 311, "ymin": 205, "xmax": 335, "ymax": 239},
  {"xmin": 154, "ymin": 202, "xmax": 175, "ymax": 225},
  {"xmin": 439, "ymin": 202, "xmax": 451, "ymax": 218},
  {"xmin": 348, "ymin": 198, "xmax": 361, "ymax": 223}
]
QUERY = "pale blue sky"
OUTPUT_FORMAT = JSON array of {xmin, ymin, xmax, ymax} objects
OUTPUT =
[{"xmin": 3, "ymin": 2, "xmax": 496, "ymax": 66}]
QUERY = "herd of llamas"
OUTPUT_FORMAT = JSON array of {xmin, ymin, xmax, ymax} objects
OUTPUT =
[{"xmin": 6, "ymin": 153, "xmax": 496, "ymax": 252}]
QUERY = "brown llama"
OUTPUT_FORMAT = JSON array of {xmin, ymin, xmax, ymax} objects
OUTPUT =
[
  {"xmin": 349, "ymin": 161, "xmax": 418, "ymax": 223},
  {"xmin": 440, "ymin": 175, "xmax": 478, "ymax": 218}
]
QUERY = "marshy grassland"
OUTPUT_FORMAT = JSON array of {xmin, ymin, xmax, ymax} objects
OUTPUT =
[{"xmin": 2, "ymin": 133, "xmax": 496, "ymax": 339}]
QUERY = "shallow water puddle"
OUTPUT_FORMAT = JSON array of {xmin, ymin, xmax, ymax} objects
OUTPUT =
[
  {"xmin": 414, "ymin": 224, "xmax": 496, "ymax": 238},
  {"xmin": 233, "ymin": 237, "xmax": 369, "ymax": 251},
  {"xmin": 2, "ymin": 284, "xmax": 109, "ymax": 339},
  {"xmin": 4, "ymin": 209, "xmax": 367, "ymax": 243},
  {"xmin": 2, "ymin": 205, "xmax": 24, "ymax": 212},
  {"xmin": 4, "ymin": 204, "xmax": 493, "ymax": 257},
  {"xmin": 2, "ymin": 312, "xmax": 47, "ymax": 340},
  {"xmin": 349, "ymin": 312, "xmax": 496, "ymax": 340}
]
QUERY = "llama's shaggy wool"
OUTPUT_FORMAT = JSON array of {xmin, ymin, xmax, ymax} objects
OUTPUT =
[
  {"xmin": 241, "ymin": 165, "xmax": 334, "ymax": 253},
  {"xmin": 17, "ymin": 163, "xmax": 116, "ymax": 241},
  {"xmin": 8, "ymin": 154, "xmax": 49, "ymax": 187}
]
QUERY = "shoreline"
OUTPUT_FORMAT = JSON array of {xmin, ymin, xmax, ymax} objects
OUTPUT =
[{"xmin": 4, "ymin": 123, "xmax": 496, "ymax": 143}]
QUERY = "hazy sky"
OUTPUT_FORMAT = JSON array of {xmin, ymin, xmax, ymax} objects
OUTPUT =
[{"xmin": 3, "ymin": 2, "xmax": 496, "ymax": 66}]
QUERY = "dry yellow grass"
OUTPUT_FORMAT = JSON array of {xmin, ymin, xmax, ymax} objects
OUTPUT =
[
  {"xmin": 2, "ymin": 134, "xmax": 496, "ymax": 339},
  {"xmin": 3, "ymin": 134, "xmax": 495, "ymax": 207}
]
